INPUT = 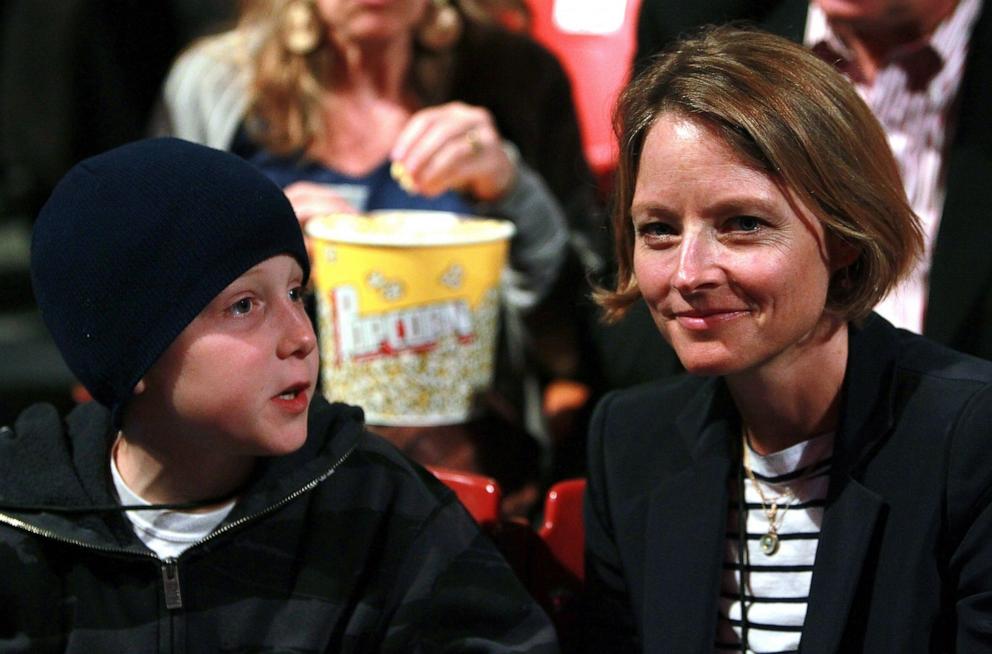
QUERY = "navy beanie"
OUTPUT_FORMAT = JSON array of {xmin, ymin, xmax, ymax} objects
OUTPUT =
[{"xmin": 31, "ymin": 138, "xmax": 309, "ymax": 423}]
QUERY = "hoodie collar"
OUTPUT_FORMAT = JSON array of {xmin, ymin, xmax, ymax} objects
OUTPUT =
[{"xmin": 0, "ymin": 397, "xmax": 366, "ymax": 550}]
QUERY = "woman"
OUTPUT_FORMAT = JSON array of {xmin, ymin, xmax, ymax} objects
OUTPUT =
[
  {"xmin": 583, "ymin": 26, "xmax": 992, "ymax": 652},
  {"xmin": 156, "ymin": 0, "xmax": 602, "ymax": 477},
  {"xmin": 155, "ymin": 0, "xmax": 600, "ymax": 310}
]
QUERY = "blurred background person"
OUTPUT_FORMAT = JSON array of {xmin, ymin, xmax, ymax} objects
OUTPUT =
[
  {"xmin": 764, "ymin": 0, "xmax": 992, "ymax": 358},
  {"xmin": 154, "ymin": 0, "xmax": 603, "ymax": 515},
  {"xmin": 584, "ymin": 26, "xmax": 992, "ymax": 652}
]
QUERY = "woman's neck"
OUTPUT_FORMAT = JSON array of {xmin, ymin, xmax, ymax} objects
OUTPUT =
[
  {"xmin": 311, "ymin": 34, "xmax": 418, "ymax": 175},
  {"xmin": 329, "ymin": 33, "xmax": 414, "ymax": 100},
  {"xmin": 726, "ymin": 315, "xmax": 849, "ymax": 455},
  {"xmin": 113, "ymin": 430, "xmax": 253, "ymax": 511}
]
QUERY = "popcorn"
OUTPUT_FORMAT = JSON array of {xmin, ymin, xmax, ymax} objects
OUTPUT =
[
  {"xmin": 390, "ymin": 161, "xmax": 417, "ymax": 194},
  {"xmin": 306, "ymin": 211, "xmax": 515, "ymax": 425}
]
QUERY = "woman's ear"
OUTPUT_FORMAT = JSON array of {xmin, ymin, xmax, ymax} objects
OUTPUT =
[
  {"xmin": 133, "ymin": 379, "xmax": 147, "ymax": 395},
  {"xmin": 827, "ymin": 235, "xmax": 859, "ymax": 272}
]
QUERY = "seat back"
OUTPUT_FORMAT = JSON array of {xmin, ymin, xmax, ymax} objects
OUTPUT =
[
  {"xmin": 538, "ymin": 477, "xmax": 586, "ymax": 581},
  {"xmin": 530, "ymin": 477, "xmax": 586, "ymax": 648},
  {"xmin": 523, "ymin": 0, "xmax": 642, "ymax": 188},
  {"xmin": 427, "ymin": 466, "xmax": 502, "ymax": 526}
]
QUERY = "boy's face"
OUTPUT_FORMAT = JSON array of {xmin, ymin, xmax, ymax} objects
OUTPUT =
[{"xmin": 138, "ymin": 255, "xmax": 319, "ymax": 457}]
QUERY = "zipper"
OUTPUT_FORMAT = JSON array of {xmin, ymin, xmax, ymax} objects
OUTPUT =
[
  {"xmin": 0, "ymin": 442, "xmax": 356, "ymax": 610},
  {"xmin": 162, "ymin": 559, "xmax": 182, "ymax": 609},
  {"xmin": 0, "ymin": 511, "xmax": 179, "ymax": 607},
  {"xmin": 188, "ymin": 442, "xmax": 356, "ymax": 547}
]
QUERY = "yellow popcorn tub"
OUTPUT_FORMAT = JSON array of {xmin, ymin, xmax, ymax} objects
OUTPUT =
[{"xmin": 305, "ymin": 211, "xmax": 515, "ymax": 426}]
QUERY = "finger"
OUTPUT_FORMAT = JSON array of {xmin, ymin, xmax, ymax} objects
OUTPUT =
[
  {"xmin": 415, "ymin": 131, "xmax": 486, "ymax": 196},
  {"xmin": 420, "ymin": 124, "xmax": 513, "ymax": 199},
  {"xmin": 402, "ymin": 119, "xmax": 469, "ymax": 182},
  {"xmin": 391, "ymin": 105, "xmax": 447, "ymax": 162},
  {"xmin": 283, "ymin": 186, "xmax": 355, "ymax": 224},
  {"xmin": 394, "ymin": 103, "xmax": 484, "ymax": 183},
  {"xmin": 283, "ymin": 180, "xmax": 334, "ymax": 201}
]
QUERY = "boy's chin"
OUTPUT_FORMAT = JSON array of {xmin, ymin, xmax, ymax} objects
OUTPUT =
[{"xmin": 258, "ymin": 416, "xmax": 311, "ymax": 456}]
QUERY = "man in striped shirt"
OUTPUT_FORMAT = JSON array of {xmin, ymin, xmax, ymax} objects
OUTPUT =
[{"xmin": 803, "ymin": 0, "xmax": 984, "ymax": 336}]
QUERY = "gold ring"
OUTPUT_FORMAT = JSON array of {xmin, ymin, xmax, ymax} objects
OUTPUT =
[{"xmin": 465, "ymin": 129, "xmax": 483, "ymax": 155}]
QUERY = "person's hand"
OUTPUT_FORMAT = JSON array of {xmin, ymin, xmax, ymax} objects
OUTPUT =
[
  {"xmin": 282, "ymin": 181, "xmax": 357, "ymax": 266},
  {"xmin": 283, "ymin": 181, "xmax": 357, "ymax": 229},
  {"xmin": 390, "ymin": 102, "xmax": 517, "ymax": 202}
]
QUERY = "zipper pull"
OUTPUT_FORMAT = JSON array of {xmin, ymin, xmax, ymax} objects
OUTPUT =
[{"xmin": 161, "ymin": 559, "xmax": 183, "ymax": 610}]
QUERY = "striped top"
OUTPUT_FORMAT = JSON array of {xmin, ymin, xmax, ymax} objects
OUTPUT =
[
  {"xmin": 805, "ymin": 0, "xmax": 984, "ymax": 334},
  {"xmin": 715, "ymin": 432, "xmax": 834, "ymax": 653}
]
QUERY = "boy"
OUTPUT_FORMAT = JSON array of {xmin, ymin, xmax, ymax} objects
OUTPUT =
[{"xmin": 0, "ymin": 138, "xmax": 557, "ymax": 652}]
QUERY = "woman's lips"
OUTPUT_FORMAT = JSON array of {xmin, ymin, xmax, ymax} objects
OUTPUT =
[{"xmin": 673, "ymin": 309, "xmax": 749, "ymax": 331}]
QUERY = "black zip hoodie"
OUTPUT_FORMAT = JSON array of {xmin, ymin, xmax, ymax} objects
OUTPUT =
[{"xmin": 0, "ymin": 397, "xmax": 557, "ymax": 653}]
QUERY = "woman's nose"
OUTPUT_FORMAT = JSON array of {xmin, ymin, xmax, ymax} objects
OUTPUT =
[
  {"xmin": 276, "ymin": 300, "xmax": 317, "ymax": 359},
  {"xmin": 673, "ymin": 231, "xmax": 722, "ymax": 294}
]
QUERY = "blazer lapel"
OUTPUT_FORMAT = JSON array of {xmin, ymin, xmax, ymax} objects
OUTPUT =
[
  {"xmin": 801, "ymin": 317, "xmax": 897, "ymax": 653},
  {"xmin": 799, "ymin": 477, "xmax": 885, "ymax": 654},
  {"xmin": 642, "ymin": 382, "xmax": 738, "ymax": 653}
]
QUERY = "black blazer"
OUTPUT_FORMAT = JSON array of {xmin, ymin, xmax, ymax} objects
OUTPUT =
[{"xmin": 583, "ymin": 315, "xmax": 992, "ymax": 652}]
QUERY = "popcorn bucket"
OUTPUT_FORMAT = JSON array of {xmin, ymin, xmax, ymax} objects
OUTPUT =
[{"xmin": 305, "ymin": 211, "xmax": 515, "ymax": 426}]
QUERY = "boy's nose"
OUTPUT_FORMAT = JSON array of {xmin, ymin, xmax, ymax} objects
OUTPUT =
[{"xmin": 277, "ymin": 301, "xmax": 317, "ymax": 359}]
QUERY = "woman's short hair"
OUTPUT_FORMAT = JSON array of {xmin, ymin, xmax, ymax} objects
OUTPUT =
[{"xmin": 597, "ymin": 25, "xmax": 923, "ymax": 323}]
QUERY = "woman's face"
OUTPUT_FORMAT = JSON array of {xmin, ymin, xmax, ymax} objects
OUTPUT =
[
  {"xmin": 316, "ymin": 0, "xmax": 429, "ymax": 45},
  {"xmin": 631, "ymin": 113, "xmax": 838, "ymax": 378}
]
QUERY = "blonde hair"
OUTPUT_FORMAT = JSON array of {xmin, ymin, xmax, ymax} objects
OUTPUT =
[
  {"xmin": 238, "ymin": 0, "xmax": 521, "ymax": 156},
  {"xmin": 598, "ymin": 25, "xmax": 923, "ymax": 323}
]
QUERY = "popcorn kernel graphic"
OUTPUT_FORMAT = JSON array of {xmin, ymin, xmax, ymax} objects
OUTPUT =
[
  {"xmin": 439, "ymin": 263, "xmax": 464, "ymax": 290},
  {"xmin": 367, "ymin": 270, "xmax": 405, "ymax": 301}
]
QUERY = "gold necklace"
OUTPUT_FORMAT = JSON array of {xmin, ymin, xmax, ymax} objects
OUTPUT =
[{"xmin": 742, "ymin": 433, "xmax": 795, "ymax": 556}]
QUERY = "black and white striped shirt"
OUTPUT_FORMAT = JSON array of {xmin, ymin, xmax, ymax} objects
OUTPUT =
[{"xmin": 715, "ymin": 432, "xmax": 834, "ymax": 653}]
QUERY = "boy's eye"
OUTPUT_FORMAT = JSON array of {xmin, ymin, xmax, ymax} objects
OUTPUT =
[
  {"xmin": 289, "ymin": 286, "xmax": 305, "ymax": 303},
  {"xmin": 230, "ymin": 298, "xmax": 254, "ymax": 316}
]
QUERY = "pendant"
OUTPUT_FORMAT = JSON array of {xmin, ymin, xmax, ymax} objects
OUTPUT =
[{"xmin": 759, "ymin": 531, "xmax": 779, "ymax": 555}]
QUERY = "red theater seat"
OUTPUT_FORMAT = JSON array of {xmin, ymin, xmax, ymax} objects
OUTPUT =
[
  {"xmin": 427, "ymin": 466, "xmax": 502, "ymax": 526},
  {"xmin": 523, "ymin": 0, "xmax": 643, "ymax": 190}
]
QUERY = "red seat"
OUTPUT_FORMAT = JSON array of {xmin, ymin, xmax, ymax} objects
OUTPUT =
[
  {"xmin": 538, "ymin": 477, "xmax": 586, "ymax": 581},
  {"xmin": 523, "ymin": 0, "xmax": 643, "ymax": 190},
  {"xmin": 528, "ymin": 478, "xmax": 586, "ymax": 647},
  {"xmin": 427, "ymin": 466, "xmax": 502, "ymax": 526}
]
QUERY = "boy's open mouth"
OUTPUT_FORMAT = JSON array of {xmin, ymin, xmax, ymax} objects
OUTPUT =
[{"xmin": 276, "ymin": 383, "xmax": 309, "ymax": 400}]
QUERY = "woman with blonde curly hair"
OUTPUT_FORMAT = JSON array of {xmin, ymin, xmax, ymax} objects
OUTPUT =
[
  {"xmin": 583, "ymin": 25, "xmax": 992, "ymax": 652},
  {"xmin": 157, "ymin": 0, "xmax": 601, "ymax": 472},
  {"xmin": 158, "ymin": 0, "xmax": 587, "ymax": 306}
]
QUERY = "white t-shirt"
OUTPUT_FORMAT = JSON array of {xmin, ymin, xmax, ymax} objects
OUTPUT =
[
  {"xmin": 110, "ymin": 454, "xmax": 235, "ymax": 559},
  {"xmin": 716, "ymin": 432, "xmax": 835, "ymax": 653}
]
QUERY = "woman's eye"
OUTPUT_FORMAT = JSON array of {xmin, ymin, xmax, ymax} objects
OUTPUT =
[
  {"xmin": 288, "ymin": 286, "xmax": 305, "ymax": 302},
  {"xmin": 638, "ymin": 222, "xmax": 675, "ymax": 238},
  {"xmin": 230, "ymin": 297, "xmax": 254, "ymax": 316},
  {"xmin": 732, "ymin": 216, "xmax": 762, "ymax": 232}
]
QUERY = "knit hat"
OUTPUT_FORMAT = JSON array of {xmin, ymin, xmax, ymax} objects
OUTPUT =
[{"xmin": 31, "ymin": 137, "xmax": 309, "ymax": 424}]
